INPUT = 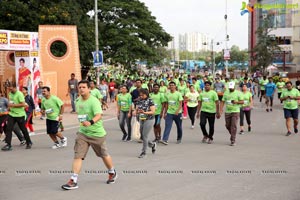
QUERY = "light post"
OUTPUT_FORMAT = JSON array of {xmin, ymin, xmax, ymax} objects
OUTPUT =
[
  {"xmin": 87, "ymin": 1, "xmax": 101, "ymax": 85},
  {"xmin": 204, "ymin": 39, "xmax": 220, "ymax": 79}
]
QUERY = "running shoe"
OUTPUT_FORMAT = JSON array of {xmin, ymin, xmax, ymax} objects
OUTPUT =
[
  {"xmin": 230, "ymin": 141, "xmax": 236, "ymax": 146},
  {"xmin": 239, "ymin": 130, "xmax": 245, "ymax": 135},
  {"xmin": 61, "ymin": 137, "xmax": 67, "ymax": 147},
  {"xmin": 121, "ymin": 134, "xmax": 127, "ymax": 141},
  {"xmin": 294, "ymin": 128, "xmax": 298, "ymax": 134},
  {"xmin": 202, "ymin": 137, "xmax": 208, "ymax": 143},
  {"xmin": 152, "ymin": 142, "xmax": 157, "ymax": 154},
  {"xmin": 20, "ymin": 140, "xmax": 26, "ymax": 146},
  {"xmin": 106, "ymin": 170, "xmax": 117, "ymax": 184},
  {"xmin": 207, "ymin": 139, "xmax": 213, "ymax": 144},
  {"xmin": 26, "ymin": 143, "xmax": 32, "ymax": 149},
  {"xmin": 286, "ymin": 131, "xmax": 292, "ymax": 136},
  {"xmin": 1, "ymin": 144, "xmax": 12, "ymax": 151},
  {"xmin": 160, "ymin": 140, "xmax": 168, "ymax": 145},
  {"xmin": 138, "ymin": 152, "xmax": 146, "ymax": 158},
  {"xmin": 52, "ymin": 143, "xmax": 61, "ymax": 149},
  {"xmin": 176, "ymin": 140, "xmax": 182, "ymax": 144},
  {"xmin": 248, "ymin": 126, "xmax": 251, "ymax": 132},
  {"xmin": 61, "ymin": 179, "xmax": 78, "ymax": 190}
]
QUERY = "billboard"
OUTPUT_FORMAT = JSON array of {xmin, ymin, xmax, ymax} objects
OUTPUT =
[{"xmin": 0, "ymin": 30, "xmax": 38, "ymax": 51}]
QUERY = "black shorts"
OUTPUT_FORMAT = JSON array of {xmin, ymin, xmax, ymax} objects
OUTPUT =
[
  {"xmin": 46, "ymin": 119, "xmax": 59, "ymax": 134},
  {"xmin": 284, "ymin": 108, "xmax": 299, "ymax": 119}
]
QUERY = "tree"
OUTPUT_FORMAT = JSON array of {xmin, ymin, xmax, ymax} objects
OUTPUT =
[
  {"xmin": 252, "ymin": 15, "xmax": 280, "ymax": 72},
  {"xmin": 0, "ymin": 0, "xmax": 171, "ymax": 67}
]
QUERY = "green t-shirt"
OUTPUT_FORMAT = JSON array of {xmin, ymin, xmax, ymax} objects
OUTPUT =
[
  {"xmin": 142, "ymin": 83, "xmax": 148, "ymax": 89},
  {"xmin": 259, "ymin": 79, "xmax": 269, "ymax": 90},
  {"xmin": 41, "ymin": 95, "xmax": 63, "ymax": 120},
  {"xmin": 240, "ymin": 91, "xmax": 252, "ymax": 107},
  {"xmin": 198, "ymin": 90, "xmax": 218, "ymax": 113},
  {"xmin": 165, "ymin": 91, "xmax": 183, "ymax": 114},
  {"xmin": 222, "ymin": 90, "xmax": 243, "ymax": 113},
  {"xmin": 150, "ymin": 92, "xmax": 166, "ymax": 115},
  {"xmin": 281, "ymin": 88, "xmax": 300, "ymax": 110},
  {"xmin": 276, "ymin": 82, "xmax": 285, "ymax": 93},
  {"xmin": 90, "ymin": 88, "xmax": 103, "ymax": 100},
  {"xmin": 185, "ymin": 92, "xmax": 199, "ymax": 108},
  {"xmin": 117, "ymin": 93, "xmax": 132, "ymax": 111},
  {"xmin": 193, "ymin": 82, "xmax": 201, "ymax": 93},
  {"xmin": 159, "ymin": 86, "xmax": 167, "ymax": 93},
  {"xmin": 178, "ymin": 84, "xmax": 187, "ymax": 96},
  {"xmin": 8, "ymin": 91, "xmax": 26, "ymax": 117},
  {"xmin": 76, "ymin": 95, "xmax": 106, "ymax": 137}
]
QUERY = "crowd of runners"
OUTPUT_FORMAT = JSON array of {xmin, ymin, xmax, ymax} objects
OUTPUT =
[{"xmin": 1, "ymin": 70, "xmax": 299, "ymax": 190}]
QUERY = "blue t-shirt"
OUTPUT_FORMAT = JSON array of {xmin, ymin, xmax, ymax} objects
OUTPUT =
[{"xmin": 265, "ymin": 82, "xmax": 276, "ymax": 97}]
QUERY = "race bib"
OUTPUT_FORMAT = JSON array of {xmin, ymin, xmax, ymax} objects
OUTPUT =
[
  {"xmin": 101, "ymin": 90, "xmax": 107, "ymax": 96},
  {"xmin": 226, "ymin": 100, "xmax": 233, "ymax": 105},
  {"xmin": 203, "ymin": 97, "xmax": 210, "ymax": 102},
  {"xmin": 140, "ymin": 113, "xmax": 147, "ymax": 120},
  {"xmin": 168, "ymin": 101, "xmax": 176, "ymax": 107},
  {"xmin": 9, "ymin": 101, "xmax": 14, "ymax": 104},
  {"xmin": 45, "ymin": 108, "xmax": 54, "ymax": 114},
  {"xmin": 70, "ymin": 84, "xmax": 75, "ymax": 89},
  {"xmin": 244, "ymin": 100, "xmax": 248, "ymax": 104},
  {"xmin": 154, "ymin": 104, "xmax": 158, "ymax": 109},
  {"xmin": 78, "ymin": 114, "xmax": 88, "ymax": 123},
  {"xmin": 110, "ymin": 86, "xmax": 114, "ymax": 90},
  {"xmin": 38, "ymin": 94, "xmax": 43, "ymax": 99},
  {"xmin": 120, "ymin": 101, "xmax": 126, "ymax": 109}
]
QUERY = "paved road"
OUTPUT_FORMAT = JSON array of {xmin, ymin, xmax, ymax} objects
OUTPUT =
[{"xmin": 0, "ymin": 96, "xmax": 300, "ymax": 200}]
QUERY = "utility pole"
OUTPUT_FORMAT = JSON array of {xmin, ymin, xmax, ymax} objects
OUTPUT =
[
  {"xmin": 95, "ymin": 0, "xmax": 100, "ymax": 85},
  {"xmin": 224, "ymin": 0, "xmax": 229, "ymax": 77}
]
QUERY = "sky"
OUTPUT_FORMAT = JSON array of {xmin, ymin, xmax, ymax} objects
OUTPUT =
[{"xmin": 140, "ymin": 0, "xmax": 249, "ymax": 50}]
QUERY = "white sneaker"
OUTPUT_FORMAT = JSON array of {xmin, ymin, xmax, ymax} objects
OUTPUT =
[
  {"xmin": 29, "ymin": 132, "xmax": 35, "ymax": 136},
  {"xmin": 52, "ymin": 143, "xmax": 61, "ymax": 149},
  {"xmin": 191, "ymin": 125, "xmax": 195, "ymax": 129},
  {"xmin": 61, "ymin": 137, "xmax": 67, "ymax": 147}
]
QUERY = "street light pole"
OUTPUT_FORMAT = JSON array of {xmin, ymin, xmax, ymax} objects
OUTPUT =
[
  {"xmin": 94, "ymin": 0, "xmax": 100, "ymax": 85},
  {"xmin": 211, "ymin": 39, "xmax": 216, "ymax": 80},
  {"xmin": 95, "ymin": 0, "xmax": 99, "ymax": 52}
]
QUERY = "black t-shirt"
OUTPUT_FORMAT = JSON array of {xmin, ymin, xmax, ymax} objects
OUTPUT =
[{"xmin": 136, "ymin": 98, "xmax": 154, "ymax": 120}]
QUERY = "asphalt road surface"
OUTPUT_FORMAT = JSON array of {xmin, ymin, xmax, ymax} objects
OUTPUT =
[{"xmin": 1, "ymin": 97, "xmax": 300, "ymax": 200}]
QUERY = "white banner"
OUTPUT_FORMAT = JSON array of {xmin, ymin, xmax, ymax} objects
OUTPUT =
[{"xmin": 0, "ymin": 30, "xmax": 38, "ymax": 51}]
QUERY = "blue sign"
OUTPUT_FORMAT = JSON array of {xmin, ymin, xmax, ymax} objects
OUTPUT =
[{"xmin": 92, "ymin": 51, "xmax": 103, "ymax": 66}]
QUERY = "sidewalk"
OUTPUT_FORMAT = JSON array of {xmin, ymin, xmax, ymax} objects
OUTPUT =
[{"xmin": 32, "ymin": 101, "xmax": 118, "ymax": 133}]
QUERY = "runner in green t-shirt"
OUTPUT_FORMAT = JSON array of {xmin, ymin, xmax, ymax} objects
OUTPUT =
[
  {"xmin": 41, "ymin": 86, "xmax": 67, "ymax": 149},
  {"xmin": 239, "ymin": 84, "xmax": 253, "ymax": 135},
  {"xmin": 259, "ymin": 76, "xmax": 269, "ymax": 102},
  {"xmin": 220, "ymin": 82, "xmax": 244, "ymax": 146},
  {"xmin": 150, "ymin": 84, "xmax": 166, "ymax": 142},
  {"xmin": 61, "ymin": 80, "xmax": 117, "ymax": 190},
  {"xmin": 159, "ymin": 81, "xmax": 168, "ymax": 93},
  {"xmin": 2, "ymin": 83, "xmax": 32, "ymax": 151},
  {"xmin": 280, "ymin": 81, "xmax": 300, "ymax": 136},
  {"xmin": 196, "ymin": 81, "xmax": 219, "ymax": 144},
  {"xmin": 276, "ymin": 78, "xmax": 285, "ymax": 103},
  {"xmin": 161, "ymin": 81, "xmax": 183, "ymax": 145},
  {"xmin": 184, "ymin": 85, "xmax": 199, "ymax": 129},
  {"xmin": 117, "ymin": 85, "xmax": 133, "ymax": 141}
]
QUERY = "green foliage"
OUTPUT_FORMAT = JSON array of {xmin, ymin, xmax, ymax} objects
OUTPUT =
[
  {"xmin": 0, "ymin": 0, "xmax": 171, "ymax": 66},
  {"xmin": 252, "ymin": 15, "xmax": 281, "ymax": 71}
]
